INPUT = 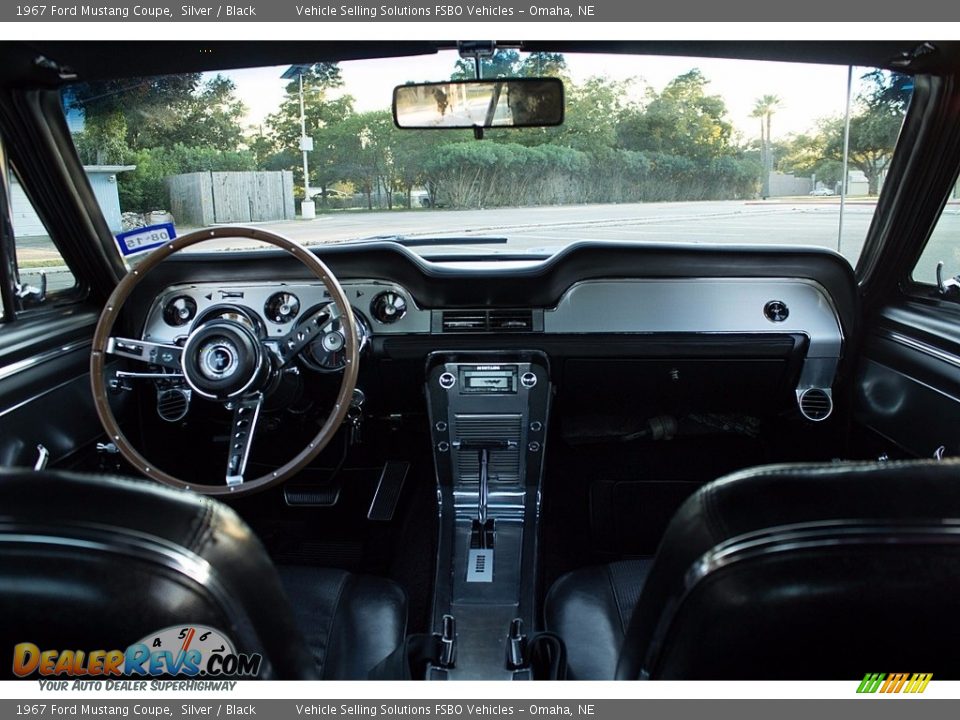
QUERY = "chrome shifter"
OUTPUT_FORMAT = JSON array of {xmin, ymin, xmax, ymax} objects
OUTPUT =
[
  {"xmin": 478, "ymin": 447, "xmax": 489, "ymax": 530},
  {"xmin": 454, "ymin": 439, "xmax": 516, "ymax": 581}
]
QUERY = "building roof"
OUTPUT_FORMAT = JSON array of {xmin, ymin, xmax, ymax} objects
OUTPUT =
[{"xmin": 82, "ymin": 165, "xmax": 136, "ymax": 174}]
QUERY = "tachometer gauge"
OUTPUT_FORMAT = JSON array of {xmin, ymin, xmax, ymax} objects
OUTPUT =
[
  {"xmin": 162, "ymin": 295, "xmax": 197, "ymax": 327},
  {"xmin": 370, "ymin": 290, "xmax": 407, "ymax": 324},
  {"xmin": 264, "ymin": 292, "xmax": 301, "ymax": 324},
  {"xmin": 298, "ymin": 306, "xmax": 370, "ymax": 372}
]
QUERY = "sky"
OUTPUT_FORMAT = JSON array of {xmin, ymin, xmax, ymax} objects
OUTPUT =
[{"xmin": 220, "ymin": 49, "xmax": 872, "ymax": 144}]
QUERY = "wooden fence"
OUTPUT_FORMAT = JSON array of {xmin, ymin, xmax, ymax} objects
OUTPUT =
[{"xmin": 167, "ymin": 171, "xmax": 295, "ymax": 227}]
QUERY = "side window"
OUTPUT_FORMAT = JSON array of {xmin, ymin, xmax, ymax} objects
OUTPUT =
[
  {"xmin": 4, "ymin": 166, "xmax": 77, "ymax": 317},
  {"xmin": 912, "ymin": 177, "xmax": 960, "ymax": 291}
]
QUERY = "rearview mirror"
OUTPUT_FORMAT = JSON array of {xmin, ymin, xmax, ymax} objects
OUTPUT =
[{"xmin": 393, "ymin": 78, "xmax": 564, "ymax": 129}]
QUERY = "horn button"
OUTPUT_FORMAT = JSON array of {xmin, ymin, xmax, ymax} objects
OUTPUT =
[{"xmin": 182, "ymin": 320, "xmax": 266, "ymax": 400}]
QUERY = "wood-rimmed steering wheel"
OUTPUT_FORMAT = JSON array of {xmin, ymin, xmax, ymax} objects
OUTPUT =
[{"xmin": 90, "ymin": 226, "xmax": 358, "ymax": 496}]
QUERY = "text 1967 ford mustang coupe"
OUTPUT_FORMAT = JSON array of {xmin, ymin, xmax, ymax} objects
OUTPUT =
[{"xmin": 1, "ymin": 39, "xmax": 960, "ymax": 680}]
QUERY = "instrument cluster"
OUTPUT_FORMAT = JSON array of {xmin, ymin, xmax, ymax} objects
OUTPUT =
[{"xmin": 142, "ymin": 280, "xmax": 428, "ymax": 372}]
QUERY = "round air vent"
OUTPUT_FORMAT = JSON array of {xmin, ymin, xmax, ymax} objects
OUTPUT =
[
  {"xmin": 798, "ymin": 388, "xmax": 833, "ymax": 422},
  {"xmin": 157, "ymin": 388, "xmax": 190, "ymax": 423}
]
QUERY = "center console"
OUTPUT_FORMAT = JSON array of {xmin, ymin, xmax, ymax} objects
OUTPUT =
[{"xmin": 424, "ymin": 351, "xmax": 551, "ymax": 679}]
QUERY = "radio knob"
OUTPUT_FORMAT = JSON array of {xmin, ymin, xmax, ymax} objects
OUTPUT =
[
  {"xmin": 520, "ymin": 372, "xmax": 537, "ymax": 388},
  {"xmin": 439, "ymin": 372, "xmax": 456, "ymax": 389}
]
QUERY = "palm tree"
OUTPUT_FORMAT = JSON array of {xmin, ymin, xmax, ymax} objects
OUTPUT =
[{"xmin": 752, "ymin": 94, "xmax": 782, "ymax": 198}]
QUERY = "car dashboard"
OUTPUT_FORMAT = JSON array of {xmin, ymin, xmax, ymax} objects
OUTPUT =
[{"xmin": 133, "ymin": 239, "xmax": 851, "ymax": 424}]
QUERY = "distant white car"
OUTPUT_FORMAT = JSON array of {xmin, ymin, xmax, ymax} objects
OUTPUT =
[{"xmin": 810, "ymin": 187, "xmax": 836, "ymax": 196}]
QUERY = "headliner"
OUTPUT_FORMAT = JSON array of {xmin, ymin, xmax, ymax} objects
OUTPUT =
[{"xmin": 1, "ymin": 40, "xmax": 958, "ymax": 88}]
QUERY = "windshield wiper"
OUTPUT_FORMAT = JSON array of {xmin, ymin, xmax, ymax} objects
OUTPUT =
[{"xmin": 350, "ymin": 235, "xmax": 509, "ymax": 248}]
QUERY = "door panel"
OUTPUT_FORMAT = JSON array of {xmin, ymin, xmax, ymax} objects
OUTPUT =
[
  {"xmin": 0, "ymin": 311, "xmax": 124, "ymax": 469},
  {"xmin": 855, "ymin": 299, "xmax": 960, "ymax": 458}
]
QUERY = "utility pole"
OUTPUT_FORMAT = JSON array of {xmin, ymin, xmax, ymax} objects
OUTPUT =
[{"xmin": 282, "ymin": 64, "xmax": 315, "ymax": 219}]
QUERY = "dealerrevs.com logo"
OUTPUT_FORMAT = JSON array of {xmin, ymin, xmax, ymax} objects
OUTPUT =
[
  {"xmin": 12, "ymin": 625, "xmax": 262, "ymax": 678},
  {"xmin": 856, "ymin": 673, "xmax": 933, "ymax": 694}
]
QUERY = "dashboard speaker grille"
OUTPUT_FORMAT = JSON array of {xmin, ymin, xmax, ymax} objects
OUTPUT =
[
  {"xmin": 798, "ymin": 388, "xmax": 833, "ymax": 422},
  {"xmin": 453, "ymin": 414, "xmax": 522, "ymax": 482}
]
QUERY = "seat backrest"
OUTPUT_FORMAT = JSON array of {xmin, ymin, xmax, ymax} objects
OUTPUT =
[
  {"xmin": 617, "ymin": 458, "xmax": 960, "ymax": 679},
  {"xmin": 0, "ymin": 469, "xmax": 319, "ymax": 680}
]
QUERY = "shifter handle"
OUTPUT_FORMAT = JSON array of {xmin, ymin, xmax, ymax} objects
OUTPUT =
[{"xmin": 453, "ymin": 439, "xmax": 517, "ymax": 451}]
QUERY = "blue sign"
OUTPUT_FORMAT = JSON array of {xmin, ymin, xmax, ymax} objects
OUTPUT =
[{"xmin": 115, "ymin": 223, "xmax": 176, "ymax": 257}]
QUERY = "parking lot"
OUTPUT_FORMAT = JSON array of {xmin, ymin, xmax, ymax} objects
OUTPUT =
[{"xmin": 16, "ymin": 198, "xmax": 960, "ymax": 292}]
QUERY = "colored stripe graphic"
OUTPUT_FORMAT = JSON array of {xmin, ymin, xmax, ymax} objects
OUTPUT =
[
  {"xmin": 857, "ymin": 673, "xmax": 885, "ymax": 693},
  {"xmin": 905, "ymin": 674, "xmax": 933, "ymax": 694},
  {"xmin": 857, "ymin": 672, "xmax": 931, "ymax": 694}
]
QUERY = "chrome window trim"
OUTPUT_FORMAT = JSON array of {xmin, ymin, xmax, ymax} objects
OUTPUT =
[{"xmin": 0, "ymin": 339, "xmax": 91, "ymax": 383}]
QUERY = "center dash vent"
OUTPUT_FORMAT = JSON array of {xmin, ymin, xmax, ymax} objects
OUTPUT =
[{"xmin": 441, "ymin": 309, "xmax": 534, "ymax": 333}]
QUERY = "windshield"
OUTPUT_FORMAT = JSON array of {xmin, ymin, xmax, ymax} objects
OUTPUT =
[{"xmin": 65, "ymin": 49, "xmax": 911, "ymax": 264}]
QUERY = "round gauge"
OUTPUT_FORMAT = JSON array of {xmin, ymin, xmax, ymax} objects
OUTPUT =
[
  {"xmin": 162, "ymin": 295, "xmax": 197, "ymax": 327},
  {"xmin": 264, "ymin": 292, "xmax": 301, "ymax": 324},
  {"xmin": 135, "ymin": 624, "xmax": 236, "ymax": 662},
  {"xmin": 298, "ymin": 305, "xmax": 370, "ymax": 372},
  {"xmin": 194, "ymin": 305, "xmax": 265, "ymax": 338},
  {"xmin": 370, "ymin": 291, "xmax": 407, "ymax": 324}
]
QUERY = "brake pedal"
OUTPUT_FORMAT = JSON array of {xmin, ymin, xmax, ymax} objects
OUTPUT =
[
  {"xmin": 367, "ymin": 461, "xmax": 410, "ymax": 521},
  {"xmin": 283, "ymin": 483, "xmax": 341, "ymax": 507}
]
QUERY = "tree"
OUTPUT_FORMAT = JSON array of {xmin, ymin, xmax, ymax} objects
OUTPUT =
[
  {"xmin": 518, "ymin": 52, "xmax": 568, "ymax": 78},
  {"xmin": 824, "ymin": 113, "xmax": 900, "ymax": 195},
  {"xmin": 618, "ymin": 70, "xmax": 733, "ymax": 161},
  {"xmin": 69, "ymin": 75, "xmax": 199, "ymax": 163},
  {"xmin": 861, "ymin": 69, "xmax": 912, "ymax": 113},
  {"xmin": 263, "ymin": 63, "xmax": 353, "ymax": 191},
  {"xmin": 552, "ymin": 76, "xmax": 631, "ymax": 152},
  {"xmin": 451, "ymin": 50, "xmax": 522, "ymax": 80},
  {"xmin": 778, "ymin": 130, "xmax": 843, "ymax": 188},
  {"xmin": 331, "ymin": 111, "xmax": 396, "ymax": 210},
  {"xmin": 813, "ymin": 71, "xmax": 908, "ymax": 195},
  {"xmin": 751, "ymin": 94, "xmax": 782, "ymax": 198},
  {"xmin": 129, "ymin": 75, "xmax": 248, "ymax": 152}
]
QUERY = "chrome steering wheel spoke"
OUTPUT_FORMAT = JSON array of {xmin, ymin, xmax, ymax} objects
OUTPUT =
[
  {"xmin": 106, "ymin": 337, "xmax": 182, "ymax": 372},
  {"xmin": 226, "ymin": 393, "xmax": 264, "ymax": 488},
  {"xmin": 269, "ymin": 305, "xmax": 332, "ymax": 366}
]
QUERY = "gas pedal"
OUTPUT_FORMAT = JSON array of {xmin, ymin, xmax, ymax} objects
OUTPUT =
[{"xmin": 367, "ymin": 461, "xmax": 410, "ymax": 521}]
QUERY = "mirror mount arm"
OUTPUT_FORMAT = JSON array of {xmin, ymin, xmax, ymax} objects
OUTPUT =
[{"xmin": 457, "ymin": 41, "xmax": 497, "ymax": 80}]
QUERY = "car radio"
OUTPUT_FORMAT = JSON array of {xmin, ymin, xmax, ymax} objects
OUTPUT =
[{"xmin": 457, "ymin": 366, "xmax": 519, "ymax": 394}]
